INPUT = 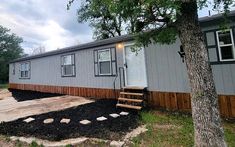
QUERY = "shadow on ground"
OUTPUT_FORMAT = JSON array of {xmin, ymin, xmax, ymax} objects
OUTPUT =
[
  {"xmin": 0, "ymin": 99, "xmax": 140, "ymax": 141},
  {"xmin": 8, "ymin": 89, "xmax": 63, "ymax": 102}
]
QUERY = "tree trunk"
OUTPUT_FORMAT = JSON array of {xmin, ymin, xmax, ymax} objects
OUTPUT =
[{"xmin": 176, "ymin": 1, "xmax": 227, "ymax": 146}]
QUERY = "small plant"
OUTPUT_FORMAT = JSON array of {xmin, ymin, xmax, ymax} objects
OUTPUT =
[
  {"xmin": 5, "ymin": 136, "xmax": 11, "ymax": 142},
  {"xmin": 15, "ymin": 139, "xmax": 22, "ymax": 147},
  {"xmin": 30, "ymin": 141, "xmax": 44, "ymax": 147},
  {"xmin": 65, "ymin": 144, "xmax": 72, "ymax": 147}
]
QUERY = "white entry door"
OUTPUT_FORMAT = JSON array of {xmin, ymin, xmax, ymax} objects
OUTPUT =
[{"xmin": 124, "ymin": 45, "xmax": 147, "ymax": 87}]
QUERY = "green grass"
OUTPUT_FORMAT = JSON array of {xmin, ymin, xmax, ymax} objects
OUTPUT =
[
  {"xmin": 0, "ymin": 83, "xmax": 8, "ymax": 89},
  {"xmin": 30, "ymin": 141, "xmax": 44, "ymax": 147},
  {"xmin": 131, "ymin": 110, "xmax": 235, "ymax": 147}
]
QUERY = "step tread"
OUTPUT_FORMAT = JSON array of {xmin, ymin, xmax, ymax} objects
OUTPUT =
[
  {"xmin": 120, "ymin": 92, "xmax": 143, "ymax": 96},
  {"xmin": 116, "ymin": 104, "xmax": 142, "ymax": 110},
  {"xmin": 123, "ymin": 86, "xmax": 146, "ymax": 90},
  {"xmin": 118, "ymin": 97, "xmax": 143, "ymax": 103}
]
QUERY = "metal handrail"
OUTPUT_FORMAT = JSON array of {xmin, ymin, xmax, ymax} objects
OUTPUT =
[
  {"xmin": 113, "ymin": 67, "xmax": 125, "ymax": 98},
  {"xmin": 119, "ymin": 67, "xmax": 125, "ymax": 89},
  {"xmin": 113, "ymin": 73, "xmax": 118, "ymax": 98}
]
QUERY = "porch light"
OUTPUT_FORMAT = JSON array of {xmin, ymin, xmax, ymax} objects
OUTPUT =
[
  {"xmin": 178, "ymin": 45, "xmax": 185, "ymax": 63},
  {"xmin": 116, "ymin": 42, "xmax": 124, "ymax": 49}
]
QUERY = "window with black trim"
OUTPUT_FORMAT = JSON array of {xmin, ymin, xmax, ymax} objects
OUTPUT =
[
  {"xmin": 216, "ymin": 29, "xmax": 235, "ymax": 61},
  {"xmin": 61, "ymin": 54, "xmax": 75, "ymax": 77},
  {"xmin": 94, "ymin": 48, "xmax": 117, "ymax": 76},
  {"xmin": 98, "ymin": 49, "xmax": 111, "ymax": 75},
  {"xmin": 20, "ymin": 62, "xmax": 30, "ymax": 78}
]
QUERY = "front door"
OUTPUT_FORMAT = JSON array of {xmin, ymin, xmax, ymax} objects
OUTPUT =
[{"xmin": 124, "ymin": 45, "xmax": 147, "ymax": 87}]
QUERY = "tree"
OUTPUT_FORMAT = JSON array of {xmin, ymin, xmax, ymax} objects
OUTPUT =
[
  {"xmin": 70, "ymin": 0, "xmax": 234, "ymax": 146},
  {"xmin": 68, "ymin": 0, "xmax": 123, "ymax": 39},
  {"xmin": 31, "ymin": 45, "xmax": 45, "ymax": 55},
  {"xmin": 0, "ymin": 25, "xmax": 24, "ymax": 83}
]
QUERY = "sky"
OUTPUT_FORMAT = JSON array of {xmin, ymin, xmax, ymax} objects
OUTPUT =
[{"xmin": 0, "ymin": 0, "xmax": 234, "ymax": 54}]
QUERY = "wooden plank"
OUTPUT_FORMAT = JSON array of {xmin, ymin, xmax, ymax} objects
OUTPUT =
[
  {"xmin": 120, "ymin": 92, "xmax": 143, "ymax": 96},
  {"xmin": 123, "ymin": 86, "xmax": 145, "ymax": 90},
  {"xmin": 118, "ymin": 97, "xmax": 143, "ymax": 103},
  {"xmin": 165, "ymin": 92, "xmax": 171, "ymax": 110},
  {"xmin": 230, "ymin": 96, "xmax": 235, "ymax": 118},
  {"xmin": 159, "ymin": 92, "xmax": 165, "ymax": 107},
  {"xmin": 116, "ymin": 104, "xmax": 142, "ymax": 110},
  {"xmin": 170, "ymin": 92, "xmax": 178, "ymax": 110},
  {"xmin": 218, "ymin": 95, "xmax": 229, "ymax": 117}
]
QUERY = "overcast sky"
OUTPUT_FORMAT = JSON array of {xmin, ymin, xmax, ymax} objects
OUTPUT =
[{"xmin": 0, "ymin": 0, "xmax": 233, "ymax": 54}]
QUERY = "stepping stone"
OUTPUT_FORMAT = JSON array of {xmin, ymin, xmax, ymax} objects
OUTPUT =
[
  {"xmin": 110, "ymin": 141, "xmax": 124, "ymax": 147},
  {"xmin": 96, "ymin": 116, "xmax": 107, "ymax": 121},
  {"xmin": 43, "ymin": 118, "xmax": 54, "ymax": 124},
  {"xmin": 80, "ymin": 119, "xmax": 91, "ymax": 125},
  {"xmin": 120, "ymin": 111, "xmax": 129, "ymax": 116},
  {"xmin": 23, "ymin": 117, "xmax": 35, "ymax": 123},
  {"xmin": 60, "ymin": 118, "xmax": 70, "ymax": 124},
  {"xmin": 109, "ymin": 113, "xmax": 120, "ymax": 118}
]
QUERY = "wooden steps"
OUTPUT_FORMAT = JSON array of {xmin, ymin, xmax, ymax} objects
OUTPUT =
[
  {"xmin": 116, "ymin": 86, "xmax": 147, "ymax": 110},
  {"xmin": 120, "ymin": 92, "xmax": 143, "ymax": 96},
  {"xmin": 118, "ymin": 97, "xmax": 143, "ymax": 103},
  {"xmin": 116, "ymin": 104, "xmax": 142, "ymax": 110}
]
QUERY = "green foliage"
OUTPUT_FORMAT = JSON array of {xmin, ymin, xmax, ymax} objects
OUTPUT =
[
  {"xmin": 15, "ymin": 139, "xmax": 23, "ymax": 147},
  {"xmin": 76, "ymin": 0, "xmax": 123, "ymax": 39},
  {"xmin": 0, "ymin": 25, "xmax": 23, "ymax": 83},
  {"xmin": 30, "ymin": 141, "xmax": 44, "ymax": 147},
  {"xmin": 0, "ymin": 84, "xmax": 8, "ymax": 89},
  {"xmin": 65, "ymin": 144, "xmax": 72, "ymax": 147},
  {"xmin": 224, "ymin": 128, "xmax": 235, "ymax": 146},
  {"xmin": 135, "ymin": 111, "xmax": 235, "ymax": 147},
  {"xmin": 71, "ymin": 0, "xmax": 234, "ymax": 45}
]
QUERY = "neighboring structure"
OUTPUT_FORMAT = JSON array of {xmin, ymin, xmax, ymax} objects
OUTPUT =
[{"xmin": 9, "ymin": 12, "xmax": 235, "ymax": 118}]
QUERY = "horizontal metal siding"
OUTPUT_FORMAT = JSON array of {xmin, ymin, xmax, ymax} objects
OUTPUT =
[
  {"xmin": 212, "ymin": 64, "xmax": 235, "ymax": 95},
  {"xmin": 145, "ymin": 39, "xmax": 190, "ymax": 93},
  {"xmin": 145, "ymin": 38, "xmax": 235, "ymax": 95},
  {"xmin": 9, "ymin": 44, "xmax": 122, "ymax": 89}
]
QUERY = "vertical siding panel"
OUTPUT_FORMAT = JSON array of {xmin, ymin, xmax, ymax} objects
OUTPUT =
[{"xmin": 230, "ymin": 96, "xmax": 235, "ymax": 117}]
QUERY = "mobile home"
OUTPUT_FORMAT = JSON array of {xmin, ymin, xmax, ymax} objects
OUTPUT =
[{"xmin": 9, "ymin": 12, "xmax": 235, "ymax": 118}]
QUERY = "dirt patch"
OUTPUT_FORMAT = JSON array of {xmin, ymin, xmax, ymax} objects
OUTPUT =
[
  {"xmin": 0, "ymin": 89, "xmax": 12, "ymax": 100},
  {"xmin": 154, "ymin": 124, "xmax": 181, "ymax": 130},
  {"xmin": 0, "ymin": 99, "xmax": 140, "ymax": 141},
  {"xmin": 8, "ymin": 89, "xmax": 63, "ymax": 102}
]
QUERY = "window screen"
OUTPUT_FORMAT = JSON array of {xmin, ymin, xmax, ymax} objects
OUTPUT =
[
  {"xmin": 94, "ymin": 48, "xmax": 117, "ymax": 76},
  {"xmin": 20, "ymin": 62, "xmax": 30, "ymax": 78},
  {"xmin": 98, "ymin": 49, "xmax": 111, "ymax": 75},
  {"xmin": 217, "ymin": 30, "xmax": 235, "ymax": 61},
  {"xmin": 61, "ymin": 54, "xmax": 75, "ymax": 77}
]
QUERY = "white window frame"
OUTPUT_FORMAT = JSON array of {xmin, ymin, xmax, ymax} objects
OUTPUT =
[
  {"xmin": 19, "ymin": 62, "xmax": 30, "ymax": 79},
  {"xmin": 61, "ymin": 54, "xmax": 75, "ymax": 77},
  {"xmin": 216, "ymin": 29, "xmax": 235, "ymax": 61},
  {"xmin": 98, "ymin": 49, "xmax": 112, "ymax": 75}
]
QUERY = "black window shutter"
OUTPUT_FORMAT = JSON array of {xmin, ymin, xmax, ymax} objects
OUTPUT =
[
  {"xmin": 111, "ymin": 47, "xmax": 117, "ymax": 76},
  {"xmin": 94, "ymin": 50, "xmax": 99, "ymax": 76}
]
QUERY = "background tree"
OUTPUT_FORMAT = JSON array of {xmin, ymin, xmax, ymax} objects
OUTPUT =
[
  {"xmin": 70, "ymin": 0, "xmax": 123, "ymax": 39},
  {"xmin": 0, "ymin": 25, "xmax": 23, "ymax": 83},
  {"xmin": 31, "ymin": 45, "xmax": 45, "ymax": 55},
  {"xmin": 69, "ymin": 0, "xmax": 234, "ymax": 146}
]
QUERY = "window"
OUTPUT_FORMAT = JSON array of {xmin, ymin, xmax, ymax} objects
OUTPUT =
[
  {"xmin": 20, "ymin": 62, "xmax": 30, "ymax": 78},
  {"xmin": 98, "ymin": 49, "xmax": 111, "ymax": 75},
  {"xmin": 61, "ymin": 54, "xmax": 75, "ymax": 77},
  {"xmin": 216, "ymin": 29, "xmax": 235, "ymax": 61}
]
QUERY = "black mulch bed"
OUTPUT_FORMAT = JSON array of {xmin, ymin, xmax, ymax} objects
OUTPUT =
[
  {"xmin": 0, "ymin": 99, "xmax": 140, "ymax": 141},
  {"xmin": 8, "ymin": 88, "xmax": 63, "ymax": 102}
]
